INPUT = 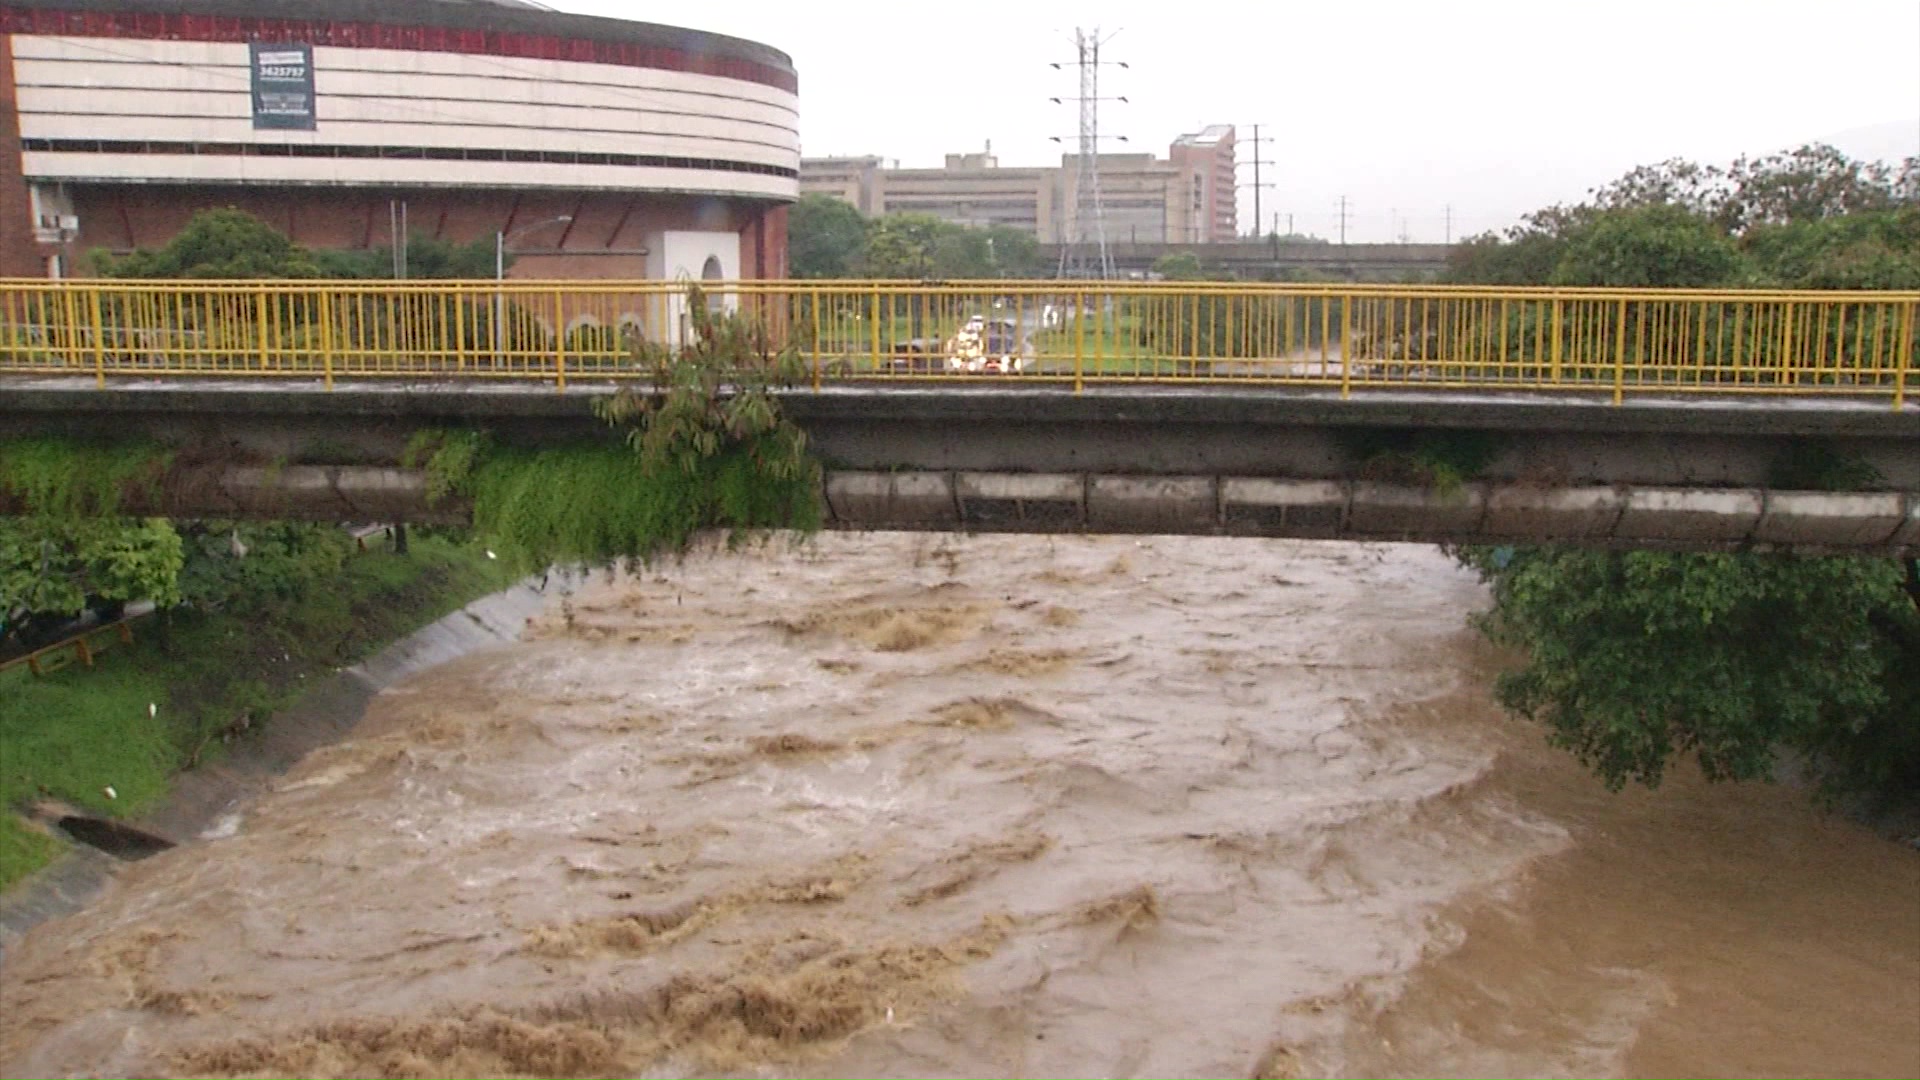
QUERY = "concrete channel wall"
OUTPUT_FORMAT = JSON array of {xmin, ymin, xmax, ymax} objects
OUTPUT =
[
  {"xmin": 1, "ymin": 380, "xmax": 1913, "ymax": 550},
  {"xmin": 1, "ymin": 462, "xmax": 1911, "ymax": 554},
  {"xmin": 824, "ymin": 471, "xmax": 1920, "ymax": 553}
]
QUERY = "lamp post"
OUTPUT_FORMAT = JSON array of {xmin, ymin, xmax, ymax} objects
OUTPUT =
[{"xmin": 493, "ymin": 215, "xmax": 572, "ymax": 358}]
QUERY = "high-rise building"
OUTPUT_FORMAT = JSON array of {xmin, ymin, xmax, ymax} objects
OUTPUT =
[{"xmin": 1169, "ymin": 125, "xmax": 1238, "ymax": 243}]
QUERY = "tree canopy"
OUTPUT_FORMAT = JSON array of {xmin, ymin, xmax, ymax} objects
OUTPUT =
[
  {"xmin": 788, "ymin": 200, "xmax": 1049, "ymax": 280},
  {"xmin": 788, "ymin": 194, "xmax": 869, "ymax": 279},
  {"xmin": 94, "ymin": 207, "xmax": 506, "ymax": 281},
  {"xmin": 95, "ymin": 209, "xmax": 326, "ymax": 280},
  {"xmin": 0, "ymin": 516, "xmax": 182, "ymax": 622},
  {"xmin": 1450, "ymin": 143, "xmax": 1920, "ymax": 802},
  {"xmin": 1448, "ymin": 142, "xmax": 1920, "ymax": 290}
]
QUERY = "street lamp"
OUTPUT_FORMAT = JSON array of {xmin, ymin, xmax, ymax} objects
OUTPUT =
[{"xmin": 493, "ymin": 215, "xmax": 572, "ymax": 358}]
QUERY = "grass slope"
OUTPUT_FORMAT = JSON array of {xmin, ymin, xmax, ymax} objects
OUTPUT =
[{"xmin": 0, "ymin": 532, "xmax": 516, "ymax": 891}]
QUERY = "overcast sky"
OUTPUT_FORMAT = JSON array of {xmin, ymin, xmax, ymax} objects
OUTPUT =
[{"xmin": 548, "ymin": 0, "xmax": 1919, "ymax": 242}]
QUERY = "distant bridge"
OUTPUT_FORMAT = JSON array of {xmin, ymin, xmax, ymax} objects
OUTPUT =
[
  {"xmin": 1035, "ymin": 241, "xmax": 1455, "ymax": 281},
  {"xmin": 0, "ymin": 278, "xmax": 1914, "ymax": 552}
]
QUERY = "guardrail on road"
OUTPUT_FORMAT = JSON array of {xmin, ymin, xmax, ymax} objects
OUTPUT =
[{"xmin": 0, "ymin": 279, "xmax": 1912, "ymax": 406}]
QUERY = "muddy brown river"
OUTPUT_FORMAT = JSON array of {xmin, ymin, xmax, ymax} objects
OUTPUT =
[{"xmin": 1, "ymin": 535, "xmax": 1916, "ymax": 1078}]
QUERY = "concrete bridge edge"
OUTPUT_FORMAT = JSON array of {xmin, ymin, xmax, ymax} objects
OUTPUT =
[{"xmin": 0, "ymin": 465, "xmax": 1913, "ymax": 555}]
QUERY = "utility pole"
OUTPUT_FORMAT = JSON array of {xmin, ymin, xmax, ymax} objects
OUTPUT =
[
  {"xmin": 1049, "ymin": 28, "xmax": 1128, "ymax": 279},
  {"xmin": 1337, "ymin": 196, "xmax": 1350, "ymax": 246},
  {"xmin": 1445, "ymin": 204, "xmax": 1453, "ymax": 245},
  {"xmin": 1235, "ymin": 123, "xmax": 1275, "ymax": 239},
  {"xmin": 388, "ymin": 199, "xmax": 408, "ymax": 279}
]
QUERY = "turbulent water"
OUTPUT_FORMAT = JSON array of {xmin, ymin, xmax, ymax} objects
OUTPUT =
[{"xmin": 1, "ymin": 535, "xmax": 1915, "ymax": 1078}]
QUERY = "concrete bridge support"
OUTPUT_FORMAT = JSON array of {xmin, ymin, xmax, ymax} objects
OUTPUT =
[
  {"xmin": 1, "ymin": 379, "xmax": 1914, "ymax": 552},
  {"xmin": 1, "ymin": 462, "xmax": 1910, "ymax": 555}
]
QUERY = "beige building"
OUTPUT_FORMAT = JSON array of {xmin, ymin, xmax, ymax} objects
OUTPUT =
[
  {"xmin": 799, "ymin": 155, "xmax": 884, "ymax": 215},
  {"xmin": 801, "ymin": 127, "xmax": 1237, "ymax": 244},
  {"xmin": 884, "ymin": 149, "xmax": 1060, "ymax": 237}
]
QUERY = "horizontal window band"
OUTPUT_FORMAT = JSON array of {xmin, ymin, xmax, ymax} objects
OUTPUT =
[{"xmin": 21, "ymin": 138, "xmax": 797, "ymax": 178}]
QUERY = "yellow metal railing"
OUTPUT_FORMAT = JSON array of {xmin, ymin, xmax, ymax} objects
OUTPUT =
[{"xmin": 0, "ymin": 279, "xmax": 1914, "ymax": 406}]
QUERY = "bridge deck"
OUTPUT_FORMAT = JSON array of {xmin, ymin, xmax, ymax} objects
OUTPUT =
[
  {"xmin": 3, "ymin": 376, "xmax": 1915, "ymax": 554},
  {"xmin": 2, "ymin": 376, "xmax": 1914, "ymax": 440}
]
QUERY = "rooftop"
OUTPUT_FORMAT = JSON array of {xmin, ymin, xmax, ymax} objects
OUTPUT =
[
  {"xmin": 0, "ymin": 0, "xmax": 795, "ymax": 77},
  {"xmin": 1173, "ymin": 125, "xmax": 1236, "ymax": 147}
]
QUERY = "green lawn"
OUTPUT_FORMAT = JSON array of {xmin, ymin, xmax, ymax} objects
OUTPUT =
[{"xmin": 0, "ymin": 532, "xmax": 517, "ymax": 891}]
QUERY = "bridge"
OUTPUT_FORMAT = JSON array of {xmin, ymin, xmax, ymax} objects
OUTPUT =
[
  {"xmin": 1035, "ymin": 241, "xmax": 1456, "ymax": 281},
  {"xmin": 1, "ymin": 279, "xmax": 1915, "ymax": 553}
]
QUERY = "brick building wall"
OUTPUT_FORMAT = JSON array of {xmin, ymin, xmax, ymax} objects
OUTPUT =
[
  {"xmin": 17, "ymin": 185, "xmax": 790, "ymax": 281},
  {"xmin": 0, "ymin": 35, "xmax": 44, "ymax": 276}
]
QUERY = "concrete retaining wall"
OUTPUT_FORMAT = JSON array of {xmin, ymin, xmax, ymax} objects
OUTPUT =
[
  {"xmin": 1, "ymin": 455, "xmax": 1910, "ymax": 552},
  {"xmin": 0, "ymin": 456, "xmax": 1911, "ymax": 553},
  {"xmin": 822, "ymin": 470, "xmax": 1920, "ymax": 554}
]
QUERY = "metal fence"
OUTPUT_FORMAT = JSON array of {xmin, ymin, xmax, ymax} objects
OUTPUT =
[{"xmin": 0, "ymin": 279, "xmax": 1913, "ymax": 405}]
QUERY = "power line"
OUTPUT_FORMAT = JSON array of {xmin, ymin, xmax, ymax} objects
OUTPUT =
[{"xmin": 1235, "ymin": 123, "xmax": 1274, "ymax": 239}]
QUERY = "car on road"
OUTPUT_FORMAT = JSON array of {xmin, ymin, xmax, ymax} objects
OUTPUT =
[{"xmin": 947, "ymin": 317, "xmax": 1030, "ymax": 374}]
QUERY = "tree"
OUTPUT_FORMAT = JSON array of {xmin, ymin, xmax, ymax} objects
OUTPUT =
[
  {"xmin": 1151, "ymin": 251, "xmax": 1205, "ymax": 281},
  {"xmin": 1452, "ymin": 143, "xmax": 1920, "ymax": 802},
  {"xmin": 1587, "ymin": 143, "xmax": 1914, "ymax": 235},
  {"xmin": 982, "ymin": 226, "xmax": 1045, "ymax": 277},
  {"xmin": 174, "ymin": 522, "xmax": 352, "ymax": 617},
  {"xmin": 859, "ymin": 213, "xmax": 947, "ymax": 279},
  {"xmin": 788, "ymin": 195, "xmax": 869, "ymax": 279},
  {"xmin": 0, "ymin": 517, "xmax": 182, "ymax": 625},
  {"xmin": 98, "ymin": 208, "xmax": 508, "ymax": 282},
  {"xmin": 1447, "ymin": 229, "xmax": 1568, "ymax": 285},
  {"xmin": 1548, "ymin": 204, "xmax": 1749, "ymax": 288},
  {"xmin": 1462, "ymin": 548, "xmax": 1918, "ymax": 794},
  {"xmin": 1741, "ymin": 207, "xmax": 1920, "ymax": 290},
  {"xmin": 95, "ymin": 208, "xmax": 325, "ymax": 279},
  {"xmin": 790, "ymin": 201, "xmax": 1047, "ymax": 281},
  {"xmin": 313, "ymin": 234, "xmax": 500, "ymax": 280},
  {"xmin": 403, "ymin": 235, "xmax": 498, "ymax": 279},
  {"xmin": 931, "ymin": 226, "xmax": 995, "ymax": 279}
]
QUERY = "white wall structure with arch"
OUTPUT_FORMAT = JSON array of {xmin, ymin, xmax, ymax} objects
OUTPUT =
[{"xmin": 651, "ymin": 228, "xmax": 742, "ymax": 347}]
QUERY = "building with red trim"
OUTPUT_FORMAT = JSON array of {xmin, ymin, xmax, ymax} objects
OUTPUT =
[
  {"xmin": 0, "ymin": 0, "xmax": 797, "ymax": 280},
  {"xmin": 1168, "ymin": 125, "xmax": 1236, "ymax": 244}
]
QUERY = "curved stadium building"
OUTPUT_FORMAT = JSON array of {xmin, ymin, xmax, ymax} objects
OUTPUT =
[{"xmin": 0, "ymin": 0, "xmax": 798, "ymax": 280}]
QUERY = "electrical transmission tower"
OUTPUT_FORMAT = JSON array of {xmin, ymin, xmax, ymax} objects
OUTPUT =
[{"xmin": 1050, "ymin": 28, "xmax": 1127, "ymax": 280}]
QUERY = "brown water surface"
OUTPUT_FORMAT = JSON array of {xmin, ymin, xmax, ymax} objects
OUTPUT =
[{"xmin": 1, "ymin": 535, "xmax": 1914, "ymax": 1078}]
